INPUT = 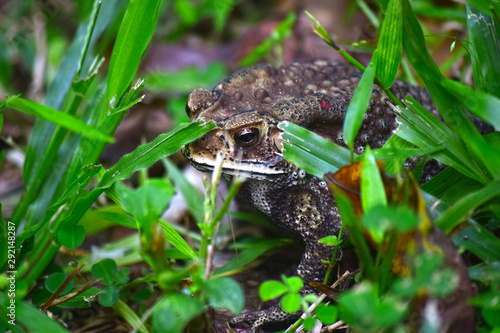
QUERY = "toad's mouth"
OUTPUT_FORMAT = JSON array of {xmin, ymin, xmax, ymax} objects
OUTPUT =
[{"xmin": 184, "ymin": 147, "xmax": 288, "ymax": 178}]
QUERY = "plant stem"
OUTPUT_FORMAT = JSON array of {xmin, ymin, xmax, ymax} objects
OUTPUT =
[{"xmin": 323, "ymin": 224, "xmax": 344, "ymax": 284}]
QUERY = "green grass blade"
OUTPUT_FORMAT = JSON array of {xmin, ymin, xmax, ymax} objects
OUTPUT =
[
  {"xmin": 452, "ymin": 220, "xmax": 500, "ymax": 263},
  {"xmin": 401, "ymin": 97, "xmax": 489, "ymax": 183},
  {"xmin": 44, "ymin": 1, "xmax": 102, "ymax": 110},
  {"xmin": 23, "ymin": 1, "xmax": 104, "ymax": 188},
  {"xmin": 377, "ymin": 0, "xmax": 402, "ymax": 87},
  {"xmin": 100, "ymin": 121, "xmax": 216, "ymax": 188},
  {"xmin": 361, "ymin": 147, "xmax": 387, "ymax": 210},
  {"xmin": 280, "ymin": 121, "xmax": 353, "ymax": 177},
  {"xmin": 158, "ymin": 219, "xmax": 198, "ymax": 260},
  {"xmin": 401, "ymin": 0, "xmax": 441, "ymax": 81},
  {"xmin": 212, "ymin": 239, "xmax": 290, "ymax": 278},
  {"xmin": 466, "ymin": 3, "xmax": 500, "ymax": 97},
  {"xmin": 435, "ymin": 179, "xmax": 500, "ymax": 233},
  {"xmin": 343, "ymin": 53, "xmax": 377, "ymax": 149},
  {"xmin": 15, "ymin": 165, "xmax": 102, "ymax": 245},
  {"xmin": 401, "ymin": 0, "xmax": 484, "ymax": 145},
  {"xmin": 465, "ymin": 0, "xmax": 500, "ymax": 21},
  {"xmin": 51, "ymin": 121, "xmax": 215, "ymax": 234},
  {"xmin": 239, "ymin": 12, "xmax": 296, "ymax": 67},
  {"xmin": 420, "ymin": 167, "xmax": 483, "ymax": 205},
  {"xmin": 212, "ymin": 0, "xmax": 237, "ymax": 32},
  {"xmin": 112, "ymin": 299, "xmax": 148, "ymax": 333},
  {"xmin": 441, "ymin": 79, "xmax": 500, "ymax": 128},
  {"xmin": 5, "ymin": 96, "xmax": 114, "ymax": 142},
  {"xmin": 163, "ymin": 158, "xmax": 204, "ymax": 225},
  {"xmin": 15, "ymin": 300, "xmax": 71, "ymax": 332},
  {"xmin": 107, "ymin": 0, "xmax": 162, "ymax": 106}
]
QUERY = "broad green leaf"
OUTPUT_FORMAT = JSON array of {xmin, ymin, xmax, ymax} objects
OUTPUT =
[
  {"xmin": 158, "ymin": 219, "xmax": 198, "ymax": 260},
  {"xmin": 421, "ymin": 167, "xmax": 483, "ymax": 205},
  {"xmin": 339, "ymin": 281, "xmax": 407, "ymax": 330},
  {"xmin": 467, "ymin": 4, "xmax": 500, "ymax": 97},
  {"xmin": 259, "ymin": 281, "xmax": 288, "ymax": 301},
  {"xmin": 452, "ymin": 221, "xmax": 500, "ymax": 263},
  {"xmin": 281, "ymin": 293, "xmax": 301, "ymax": 313},
  {"xmin": 98, "ymin": 285, "xmax": 120, "ymax": 307},
  {"xmin": 57, "ymin": 225, "xmax": 86, "ymax": 249},
  {"xmin": 401, "ymin": 0, "xmax": 442, "ymax": 83},
  {"xmin": 14, "ymin": 299, "xmax": 70, "ymax": 332},
  {"xmin": 372, "ymin": 144, "xmax": 441, "ymax": 163},
  {"xmin": 319, "ymin": 235, "xmax": 342, "ymax": 246},
  {"xmin": 116, "ymin": 267, "xmax": 130, "ymax": 285},
  {"xmin": 483, "ymin": 308, "xmax": 500, "ymax": 327},
  {"xmin": 467, "ymin": 290, "xmax": 500, "ymax": 310},
  {"xmin": 80, "ymin": 208, "xmax": 137, "ymax": 235},
  {"xmin": 107, "ymin": 0, "xmax": 161, "ymax": 106},
  {"xmin": 316, "ymin": 303, "xmax": 338, "ymax": 325},
  {"xmin": 99, "ymin": 121, "xmax": 215, "ymax": 188},
  {"xmin": 465, "ymin": 133, "xmax": 500, "ymax": 179},
  {"xmin": 3, "ymin": 96, "xmax": 114, "ymax": 142},
  {"xmin": 399, "ymin": 97, "xmax": 487, "ymax": 183},
  {"xmin": 212, "ymin": 239, "xmax": 289, "ymax": 277},
  {"xmin": 55, "ymin": 287, "xmax": 101, "ymax": 308},
  {"xmin": 466, "ymin": 0, "xmax": 500, "ymax": 25},
  {"xmin": 468, "ymin": 261, "xmax": 500, "ymax": 282},
  {"xmin": 441, "ymin": 79, "xmax": 500, "ymax": 129},
  {"xmin": 164, "ymin": 158, "xmax": 204, "ymax": 224},
  {"xmin": 282, "ymin": 276, "xmax": 303, "ymax": 293},
  {"xmin": 377, "ymin": 0, "xmax": 402, "ymax": 87},
  {"xmin": 435, "ymin": 179, "xmax": 500, "ymax": 233},
  {"xmin": 78, "ymin": 234, "xmax": 143, "ymax": 273},
  {"xmin": 361, "ymin": 205, "xmax": 418, "ymax": 244},
  {"xmin": 411, "ymin": 1, "xmax": 465, "ymax": 21},
  {"xmin": 361, "ymin": 147, "xmax": 387, "ymax": 211},
  {"xmin": 303, "ymin": 317, "xmax": 319, "ymax": 331},
  {"xmin": 115, "ymin": 179, "xmax": 174, "ymax": 224},
  {"xmin": 91, "ymin": 259, "xmax": 118, "ymax": 285},
  {"xmin": 280, "ymin": 121, "xmax": 353, "ymax": 177},
  {"xmin": 343, "ymin": 53, "xmax": 377, "ymax": 149},
  {"xmin": 468, "ymin": 290, "xmax": 500, "ymax": 310},
  {"xmin": 391, "ymin": 252, "xmax": 457, "ymax": 297},
  {"xmin": 205, "ymin": 277, "xmax": 244, "ymax": 315},
  {"xmin": 45, "ymin": 272, "xmax": 75, "ymax": 295},
  {"xmin": 152, "ymin": 293, "xmax": 205, "ymax": 333}
]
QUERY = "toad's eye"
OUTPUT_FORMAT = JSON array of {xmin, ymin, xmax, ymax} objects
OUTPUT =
[
  {"xmin": 233, "ymin": 128, "xmax": 260, "ymax": 148},
  {"xmin": 185, "ymin": 102, "xmax": 191, "ymax": 116}
]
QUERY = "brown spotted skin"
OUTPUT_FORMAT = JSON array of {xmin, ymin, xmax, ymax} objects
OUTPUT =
[{"xmin": 183, "ymin": 61, "xmax": 437, "ymax": 332}]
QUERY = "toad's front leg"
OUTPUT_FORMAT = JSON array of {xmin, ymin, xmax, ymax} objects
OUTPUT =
[
  {"xmin": 229, "ymin": 241, "xmax": 333, "ymax": 332},
  {"xmin": 230, "ymin": 191, "xmax": 339, "ymax": 332}
]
